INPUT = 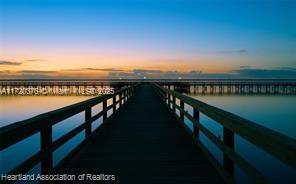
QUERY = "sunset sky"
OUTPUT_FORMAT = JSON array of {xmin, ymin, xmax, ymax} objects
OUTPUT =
[{"xmin": 0, "ymin": 0, "xmax": 295, "ymax": 79}]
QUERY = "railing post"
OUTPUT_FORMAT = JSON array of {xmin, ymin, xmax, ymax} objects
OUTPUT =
[
  {"xmin": 180, "ymin": 100, "xmax": 184, "ymax": 121},
  {"xmin": 85, "ymin": 107, "xmax": 92, "ymax": 138},
  {"xmin": 172, "ymin": 96, "xmax": 176, "ymax": 112},
  {"xmin": 193, "ymin": 108, "xmax": 200, "ymax": 139},
  {"xmin": 168, "ymin": 93, "xmax": 171, "ymax": 108},
  {"xmin": 119, "ymin": 92, "xmax": 122, "ymax": 106},
  {"xmin": 130, "ymin": 87, "xmax": 132, "ymax": 97},
  {"xmin": 223, "ymin": 127, "xmax": 234, "ymax": 177},
  {"xmin": 122, "ymin": 90, "xmax": 125, "ymax": 103},
  {"xmin": 164, "ymin": 92, "xmax": 167, "ymax": 104},
  {"xmin": 113, "ymin": 95, "xmax": 116, "ymax": 113},
  {"xmin": 40, "ymin": 126, "xmax": 53, "ymax": 174},
  {"xmin": 103, "ymin": 100, "xmax": 107, "ymax": 121}
]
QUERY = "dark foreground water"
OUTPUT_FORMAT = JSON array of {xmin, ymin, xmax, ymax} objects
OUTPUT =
[{"xmin": 0, "ymin": 95, "xmax": 295, "ymax": 183}]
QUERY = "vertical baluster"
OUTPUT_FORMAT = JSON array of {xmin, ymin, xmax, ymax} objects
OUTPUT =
[
  {"xmin": 168, "ymin": 93, "xmax": 171, "ymax": 108},
  {"xmin": 130, "ymin": 87, "xmax": 133, "ymax": 97},
  {"xmin": 172, "ymin": 96, "xmax": 176, "ymax": 112},
  {"xmin": 122, "ymin": 90, "xmax": 125, "ymax": 103},
  {"xmin": 223, "ymin": 127, "xmax": 234, "ymax": 177},
  {"xmin": 127, "ymin": 88, "xmax": 131, "ymax": 99},
  {"xmin": 103, "ymin": 100, "xmax": 107, "ymax": 121},
  {"xmin": 85, "ymin": 107, "xmax": 92, "ymax": 137},
  {"xmin": 180, "ymin": 100, "xmax": 184, "ymax": 121},
  {"xmin": 193, "ymin": 108, "xmax": 200, "ymax": 139},
  {"xmin": 127, "ymin": 88, "xmax": 129, "ymax": 99},
  {"xmin": 40, "ymin": 126, "xmax": 53, "ymax": 174},
  {"xmin": 119, "ymin": 92, "xmax": 122, "ymax": 107},
  {"xmin": 113, "ymin": 95, "xmax": 116, "ymax": 113}
]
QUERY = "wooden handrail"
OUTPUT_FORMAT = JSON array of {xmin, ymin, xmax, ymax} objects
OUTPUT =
[
  {"xmin": 0, "ymin": 86, "xmax": 132, "ymax": 150},
  {"xmin": 153, "ymin": 83, "xmax": 296, "ymax": 183},
  {"xmin": 0, "ymin": 84, "xmax": 138, "ymax": 176}
]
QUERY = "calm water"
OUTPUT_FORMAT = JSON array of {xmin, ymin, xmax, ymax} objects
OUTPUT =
[
  {"xmin": 0, "ymin": 95, "xmax": 295, "ymax": 183},
  {"xmin": 184, "ymin": 94, "xmax": 296, "ymax": 183}
]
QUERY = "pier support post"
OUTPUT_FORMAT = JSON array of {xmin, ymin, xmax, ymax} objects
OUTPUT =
[
  {"xmin": 223, "ymin": 127, "xmax": 234, "ymax": 177},
  {"xmin": 40, "ymin": 126, "xmax": 53, "ymax": 174}
]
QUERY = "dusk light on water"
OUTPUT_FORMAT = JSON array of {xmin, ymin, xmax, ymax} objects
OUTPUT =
[{"xmin": 0, "ymin": 0, "xmax": 295, "ymax": 183}]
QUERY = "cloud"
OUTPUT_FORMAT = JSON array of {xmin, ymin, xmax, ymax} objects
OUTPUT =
[
  {"xmin": 1, "ymin": 66, "xmax": 296, "ymax": 79},
  {"xmin": 132, "ymin": 69, "xmax": 163, "ymax": 76},
  {"xmin": 0, "ymin": 61, "xmax": 22, "ymax": 65},
  {"xmin": 19, "ymin": 70, "xmax": 57, "ymax": 74},
  {"xmin": 233, "ymin": 67, "xmax": 296, "ymax": 78},
  {"xmin": 108, "ymin": 70, "xmax": 230, "ymax": 79},
  {"xmin": 133, "ymin": 69, "xmax": 163, "ymax": 73},
  {"xmin": 239, "ymin": 66, "xmax": 252, "ymax": 69},
  {"xmin": 84, "ymin": 68, "xmax": 123, "ymax": 72},
  {"xmin": 0, "ymin": 59, "xmax": 43, "ymax": 66},
  {"xmin": 276, "ymin": 67, "xmax": 296, "ymax": 71},
  {"xmin": 61, "ymin": 68, "xmax": 124, "ymax": 72},
  {"xmin": 217, "ymin": 49, "xmax": 247, "ymax": 54},
  {"xmin": 23, "ymin": 59, "xmax": 44, "ymax": 62}
]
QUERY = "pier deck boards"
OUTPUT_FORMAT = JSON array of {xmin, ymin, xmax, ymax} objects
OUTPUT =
[{"xmin": 56, "ymin": 84, "xmax": 223, "ymax": 183}]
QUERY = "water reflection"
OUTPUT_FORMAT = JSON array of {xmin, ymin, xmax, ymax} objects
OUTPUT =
[
  {"xmin": 1, "ymin": 95, "xmax": 295, "ymax": 183},
  {"xmin": 183, "ymin": 94, "xmax": 296, "ymax": 183},
  {"xmin": 0, "ymin": 96, "xmax": 92, "ymax": 175}
]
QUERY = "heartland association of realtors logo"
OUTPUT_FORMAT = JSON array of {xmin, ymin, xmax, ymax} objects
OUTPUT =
[{"xmin": 0, "ymin": 86, "xmax": 115, "ymax": 96}]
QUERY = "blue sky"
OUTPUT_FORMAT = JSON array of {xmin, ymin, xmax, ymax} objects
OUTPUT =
[{"xmin": 0, "ymin": 0, "xmax": 295, "ymax": 78}]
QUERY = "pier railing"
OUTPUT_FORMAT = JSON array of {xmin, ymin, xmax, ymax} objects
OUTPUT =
[
  {"xmin": 0, "ymin": 84, "xmax": 138, "ymax": 176},
  {"xmin": 153, "ymin": 83, "xmax": 296, "ymax": 184}
]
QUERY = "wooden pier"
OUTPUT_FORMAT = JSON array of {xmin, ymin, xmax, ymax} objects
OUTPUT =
[
  {"xmin": 0, "ymin": 83, "xmax": 295, "ymax": 184},
  {"xmin": 1, "ymin": 79, "xmax": 295, "ymax": 95}
]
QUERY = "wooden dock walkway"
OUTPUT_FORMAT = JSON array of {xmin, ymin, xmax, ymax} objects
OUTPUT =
[
  {"xmin": 56, "ymin": 84, "xmax": 223, "ymax": 183},
  {"xmin": 2, "ymin": 83, "xmax": 294, "ymax": 184}
]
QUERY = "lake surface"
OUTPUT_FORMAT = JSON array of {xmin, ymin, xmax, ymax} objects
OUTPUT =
[
  {"xmin": 183, "ymin": 94, "xmax": 296, "ymax": 183},
  {"xmin": 0, "ymin": 95, "xmax": 295, "ymax": 183}
]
